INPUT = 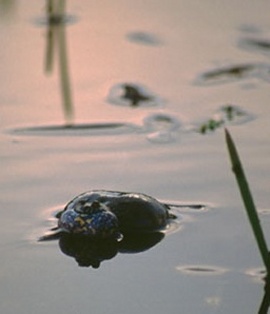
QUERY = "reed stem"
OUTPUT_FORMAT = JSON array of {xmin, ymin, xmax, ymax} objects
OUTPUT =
[{"xmin": 225, "ymin": 128, "xmax": 270, "ymax": 272}]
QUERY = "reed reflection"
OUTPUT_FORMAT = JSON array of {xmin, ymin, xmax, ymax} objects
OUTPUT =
[
  {"xmin": 0, "ymin": 0, "xmax": 16, "ymax": 18},
  {"xmin": 45, "ymin": 0, "xmax": 74, "ymax": 125}
]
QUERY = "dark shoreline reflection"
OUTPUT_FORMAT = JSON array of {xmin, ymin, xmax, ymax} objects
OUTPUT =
[{"xmin": 44, "ymin": 231, "xmax": 165, "ymax": 269}]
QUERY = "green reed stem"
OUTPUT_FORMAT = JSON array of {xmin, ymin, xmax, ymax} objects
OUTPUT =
[
  {"xmin": 258, "ymin": 271, "xmax": 270, "ymax": 314},
  {"xmin": 225, "ymin": 128, "xmax": 270, "ymax": 273}
]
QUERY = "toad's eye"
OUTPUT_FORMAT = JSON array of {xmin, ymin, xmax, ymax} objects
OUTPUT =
[{"xmin": 83, "ymin": 201, "xmax": 102, "ymax": 214}]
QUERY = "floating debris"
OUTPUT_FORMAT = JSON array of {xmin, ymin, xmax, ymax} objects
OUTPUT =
[{"xmin": 107, "ymin": 83, "xmax": 163, "ymax": 108}]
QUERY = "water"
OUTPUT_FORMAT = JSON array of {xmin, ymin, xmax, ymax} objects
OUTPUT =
[{"xmin": 1, "ymin": 1, "xmax": 270, "ymax": 313}]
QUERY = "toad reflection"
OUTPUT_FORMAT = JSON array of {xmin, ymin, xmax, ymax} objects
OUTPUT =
[{"xmin": 58, "ymin": 232, "xmax": 165, "ymax": 268}]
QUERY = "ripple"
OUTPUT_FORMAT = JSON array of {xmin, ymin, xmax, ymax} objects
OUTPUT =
[
  {"xmin": 238, "ymin": 24, "xmax": 262, "ymax": 34},
  {"xmin": 30, "ymin": 205, "xmax": 63, "ymax": 243},
  {"xmin": 143, "ymin": 113, "xmax": 181, "ymax": 132},
  {"xmin": 175, "ymin": 264, "xmax": 228, "ymax": 276},
  {"xmin": 239, "ymin": 37, "xmax": 270, "ymax": 56},
  {"xmin": 126, "ymin": 31, "xmax": 163, "ymax": 46},
  {"xmin": 143, "ymin": 113, "xmax": 181, "ymax": 144},
  {"xmin": 245, "ymin": 267, "xmax": 266, "ymax": 282},
  {"xmin": 164, "ymin": 201, "xmax": 210, "ymax": 212},
  {"xmin": 259, "ymin": 208, "xmax": 270, "ymax": 216}
]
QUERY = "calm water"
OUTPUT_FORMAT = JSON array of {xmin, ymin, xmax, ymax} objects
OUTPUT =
[{"xmin": 1, "ymin": 1, "xmax": 270, "ymax": 313}]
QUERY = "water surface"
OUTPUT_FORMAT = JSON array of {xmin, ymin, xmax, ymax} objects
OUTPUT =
[{"xmin": 1, "ymin": 1, "xmax": 270, "ymax": 313}]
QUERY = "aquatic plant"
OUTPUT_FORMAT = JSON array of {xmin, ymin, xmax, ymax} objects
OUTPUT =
[
  {"xmin": 225, "ymin": 129, "xmax": 270, "ymax": 313},
  {"xmin": 225, "ymin": 128, "xmax": 269, "ymax": 272}
]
